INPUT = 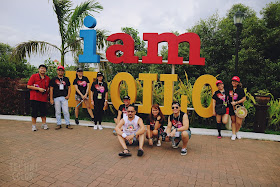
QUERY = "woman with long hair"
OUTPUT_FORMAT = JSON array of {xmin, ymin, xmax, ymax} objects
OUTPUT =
[
  {"xmin": 212, "ymin": 80, "xmax": 230, "ymax": 139},
  {"xmin": 229, "ymin": 76, "xmax": 246, "ymax": 140},
  {"xmin": 146, "ymin": 104, "xmax": 165, "ymax": 146},
  {"xmin": 73, "ymin": 68, "xmax": 94, "ymax": 125}
]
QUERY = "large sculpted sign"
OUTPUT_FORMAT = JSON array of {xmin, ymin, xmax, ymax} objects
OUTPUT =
[
  {"xmin": 79, "ymin": 16, "xmax": 205, "ymax": 66},
  {"xmin": 75, "ymin": 16, "xmax": 217, "ymax": 118}
]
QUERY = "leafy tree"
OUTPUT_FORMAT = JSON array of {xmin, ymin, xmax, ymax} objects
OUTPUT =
[
  {"xmin": 0, "ymin": 43, "xmax": 36, "ymax": 79},
  {"xmin": 11, "ymin": 0, "xmax": 107, "ymax": 66}
]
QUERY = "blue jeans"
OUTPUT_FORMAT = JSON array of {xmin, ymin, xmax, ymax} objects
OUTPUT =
[{"xmin": 54, "ymin": 96, "xmax": 70, "ymax": 125}]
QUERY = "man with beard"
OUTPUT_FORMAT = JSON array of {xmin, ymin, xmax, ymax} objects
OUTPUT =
[
  {"xmin": 115, "ymin": 105, "xmax": 145, "ymax": 157},
  {"xmin": 27, "ymin": 64, "xmax": 50, "ymax": 131}
]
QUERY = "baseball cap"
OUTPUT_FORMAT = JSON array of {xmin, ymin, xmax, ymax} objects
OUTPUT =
[
  {"xmin": 57, "ymin": 65, "xmax": 65, "ymax": 70},
  {"xmin": 97, "ymin": 72, "xmax": 103, "ymax": 77},
  {"xmin": 216, "ymin": 80, "xmax": 223, "ymax": 86},
  {"xmin": 123, "ymin": 95, "xmax": 130, "ymax": 100},
  {"xmin": 39, "ymin": 64, "xmax": 47, "ymax": 70},
  {"xmin": 172, "ymin": 101, "xmax": 180, "ymax": 107},
  {"xmin": 232, "ymin": 76, "xmax": 240, "ymax": 82},
  {"xmin": 76, "ymin": 68, "xmax": 83, "ymax": 72}
]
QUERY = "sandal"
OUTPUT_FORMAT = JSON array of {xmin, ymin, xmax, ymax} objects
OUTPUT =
[
  {"xmin": 118, "ymin": 149, "xmax": 131, "ymax": 157},
  {"xmin": 66, "ymin": 125, "xmax": 73, "ymax": 129},
  {"xmin": 137, "ymin": 149, "xmax": 144, "ymax": 157},
  {"xmin": 55, "ymin": 125, "xmax": 62, "ymax": 130}
]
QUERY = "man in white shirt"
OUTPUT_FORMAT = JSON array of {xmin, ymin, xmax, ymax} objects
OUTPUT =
[{"xmin": 115, "ymin": 105, "xmax": 145, "ymax": 157}]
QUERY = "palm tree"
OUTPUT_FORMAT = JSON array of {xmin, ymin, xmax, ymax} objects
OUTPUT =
[{"xmin": 12, "ymin": 0, "xmax": 108, "ymax": 66}]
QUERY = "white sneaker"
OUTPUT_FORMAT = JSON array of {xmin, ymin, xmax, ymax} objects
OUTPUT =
[
  {"xmin": 98, "ymin": 125, "xmax": 103, "ymax": 130},
  {"xmin": 231, "ymin": 134, "xmax": 236, "ymax": 140},
  {"xmin": 43, "ymin": 124, "xmax": 49, "ymax": 130},
  {"xmin": 181, "ymin": 148, "xmax": 187, "ymax": 156},
  {"xmin": 236, "ymin": 133, "xmax": 241, "ymax": 139},
  {"xmin": 41, "ymin": 124, "xmax": 44, "ymax": 129},
  {"xmin": 156, "ymin": 140, "xmax": 161, "ymax": 147},
  {"xmin": 93, "ymin": 125, "xmax": 98, "ymax": 130},
  {"xmin": 32, "ymin": 125, "xmax": 37, "ymax": 131}
]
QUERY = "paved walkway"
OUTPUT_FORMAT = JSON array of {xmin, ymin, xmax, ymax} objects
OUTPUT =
[
  {"xmin": 0, "ymin": 119, "xmax": 280, "ymax": 187},
  {"xmin": 1, "ymin": 115, "xmax": 280, "ymax": 142}
]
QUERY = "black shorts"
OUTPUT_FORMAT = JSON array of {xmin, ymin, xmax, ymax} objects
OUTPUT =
[{"xmin": 30, "ymin": 100, "xmax": 47, "ymax": 118}]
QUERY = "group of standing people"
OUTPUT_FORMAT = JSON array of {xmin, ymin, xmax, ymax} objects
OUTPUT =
[
  {"xmin": 27, "ymin": 64, "xmax": 245, "ymax": 156},
  {"xmin": 27, "ymin": 64, "xmax": 108, "ymax": 131},
  {"xmin": 212, "ymin": 76, "xmax": 246, "ymax": 140}
]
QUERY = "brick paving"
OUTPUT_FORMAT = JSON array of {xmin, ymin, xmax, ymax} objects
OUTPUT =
[{"xmin": 0, "ymin": 119, "xmax": 279, "ymax": 187}]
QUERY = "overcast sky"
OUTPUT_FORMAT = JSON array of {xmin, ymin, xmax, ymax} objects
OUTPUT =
[{"xmin": 0, "ymin": 0, "xmax": 272, "ymax": 67}]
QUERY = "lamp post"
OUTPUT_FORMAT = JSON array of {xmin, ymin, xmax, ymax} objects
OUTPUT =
[{"xmin": 233, "ymin": 11, "xmax": 244, "ymax": 76}]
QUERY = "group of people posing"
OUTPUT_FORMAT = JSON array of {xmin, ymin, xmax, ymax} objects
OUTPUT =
[
  {"xmin": 27, "ymin": 64, "xmax": 108, "ymax": 131},
  {"xmin": 212, "ymin": 76, "xmax": 246, "ymax": 140},
  {"xmin": 27, "ymin": 64, "xmax": 245, "ymax": 157}
]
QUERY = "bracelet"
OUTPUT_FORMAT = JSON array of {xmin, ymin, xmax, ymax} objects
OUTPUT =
[
  {"xmin": 134, "ymin": 132, "xmax": 136, "ymax": 137},
  {"xmin": 105, "ymin": 100, "xmax": 108, "ymax": 102}
]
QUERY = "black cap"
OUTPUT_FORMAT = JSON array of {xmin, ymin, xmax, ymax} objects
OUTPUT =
[
  {"xmin": 172, "ymin": 101, "xmax": 181, "ymax": 107},
  {"xmin": 76, "ymin": 68, "xmax": 83, "ymax": 72},
  {"xmin": 97, "ymin": 72, "xmax": 103, "ymax": 77},
  {"xmin": 39, "ymin": 64, "xmax": 47, "ymax": 70},
  {"xmin": 123, "ymin": 95, "xmax": 130, "ymax": 100}
]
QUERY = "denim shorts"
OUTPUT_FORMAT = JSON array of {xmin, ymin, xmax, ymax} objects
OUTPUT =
[{"xmin": 178, "ymin": 130, "xmax": 191, "ymax": 139}]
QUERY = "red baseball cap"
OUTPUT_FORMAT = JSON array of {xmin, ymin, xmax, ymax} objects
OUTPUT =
[
  {"xmin": 216, "ymin": 80, "xmax": 223, "ymax": 86},
  {"xmin": 232, "ymin": 76, "xmax": 240, "ymax": 82},
  {"xmin": 57, "ymin": 65, "xmax": 65, "ymax": 70}
]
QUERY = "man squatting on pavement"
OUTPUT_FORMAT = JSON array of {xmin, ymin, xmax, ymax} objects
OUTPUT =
[
  {"xmin": 165, "ymin": 101, "xmax": 191, "ymax": 156},
  {"xmin": 115, "ymin": 105, "xmax": 146, "ymax": 157}
]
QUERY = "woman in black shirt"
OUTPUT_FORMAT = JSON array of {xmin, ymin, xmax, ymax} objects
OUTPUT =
[
  {"xmin": 90, "ymin": 72, "xmax": 108, "ymax": 130},
  {"xmin": 73, "ymin": 68, "xmax": 94, "ymax": 125},
  {"xmin": 146, "ymin": 104, "xmax": 165, "ymax": 147},
  {"xmin": 212, "ymin": 80, "xmax": 229, "ymax": 139},
  {"xmin": 229, "ymin": 76, "xmax": 246, "ymax": 140}
]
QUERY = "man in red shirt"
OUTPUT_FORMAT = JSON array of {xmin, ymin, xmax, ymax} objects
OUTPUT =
[{"xmin": 27, "ymin": 64, "xmax": 50, "ymax": 131}]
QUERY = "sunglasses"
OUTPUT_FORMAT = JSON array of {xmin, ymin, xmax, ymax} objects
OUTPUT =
[
  {"xmin": 127, "ymin": 111, "xmax": 135, "ymax": 113},
  {"xmin": 172, "ymin": 106, "xmax": 179, "ymax": 109}
]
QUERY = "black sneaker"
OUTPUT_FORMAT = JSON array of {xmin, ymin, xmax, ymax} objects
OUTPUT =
[
  {"xmin": 181, "ymin": 148, "xmax": 187, "ymax": 156},
  {"xmin": 75, "ymin": 118, "xmax": 79, "ymax": 125},
  {"xmin": 172, "ymin": 139, "xmax": 181, "ymax": 149}
]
